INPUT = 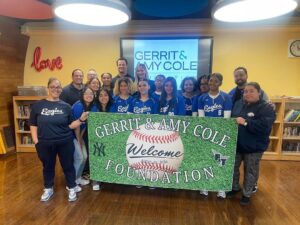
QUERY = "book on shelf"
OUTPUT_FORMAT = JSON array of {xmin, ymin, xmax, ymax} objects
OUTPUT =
[
  {"xmin": 18, "ymin": 119, "xmax": 30, "ymax": 131},
  {"xmin": 21, "ymin": 134, "xmax": 33, "ymax": 145},
  {"xmin": 294, "ymin": 114, "xmax": 300, "ymax": 122},
  {"xmin": 284, "ymin": 109, "xmax": 300, "ymax": 122},
  {"xmin": 283, "ymin": 142, "xmax": 300, "ymax": 152},
  {"xmin": 17, "ymin": 104, "xmax": 32, "ymax": 117}
]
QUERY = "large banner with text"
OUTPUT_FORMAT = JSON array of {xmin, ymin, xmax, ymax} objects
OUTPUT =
[{"xmin": 88, "ymin": 113, "xmax": 238, "ymax": 191}]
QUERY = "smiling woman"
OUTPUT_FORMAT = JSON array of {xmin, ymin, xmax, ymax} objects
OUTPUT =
[{"xmin": 29, "ymin": 77, "xmax": 89, "ymax": 202}]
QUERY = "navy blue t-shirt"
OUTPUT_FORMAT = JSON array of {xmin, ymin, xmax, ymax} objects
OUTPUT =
[{"xmin": 29, "ymin": 99, "xmax": 74, "ymax": 142}]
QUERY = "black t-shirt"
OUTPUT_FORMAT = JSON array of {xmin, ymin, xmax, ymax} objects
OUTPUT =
[
  {"xmin": 29, "ymin": 99, "xmax": 74, "ymax": 142},
  {"xmin": 60, "ymin": 83, "xmax": 83, "ymax": 106}
]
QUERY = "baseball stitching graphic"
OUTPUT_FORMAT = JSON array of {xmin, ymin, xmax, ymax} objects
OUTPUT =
[{"xmin": 126, "ymin": 123, "xmax": 184, "ymax": 180}]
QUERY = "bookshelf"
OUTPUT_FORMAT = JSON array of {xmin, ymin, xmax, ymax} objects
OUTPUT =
[
  {"xmin": 13, "ymin": 96, "xmax": 46, "ymax": 152},
  {"xmin": 263, "ymin": 98, "xmax": 300, "ymax": 161}
]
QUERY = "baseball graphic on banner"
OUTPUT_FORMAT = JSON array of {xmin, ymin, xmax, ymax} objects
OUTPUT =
[{"xmin": 126, "ymin": 123, "xmax": 184, "ymax": 180}]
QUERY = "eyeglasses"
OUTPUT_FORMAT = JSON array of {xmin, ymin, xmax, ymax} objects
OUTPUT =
[
  {"xmin": 49, "ymin": 86, "xmax": 62, "ymax": 90},
  {"xmin": 200, "ymin": 83, "xmax": 208, "ymax": 86}
]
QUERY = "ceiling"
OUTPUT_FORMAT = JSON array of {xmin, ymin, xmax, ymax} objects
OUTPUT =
[{"xmin": 0, "ymin": 0, "xmax": 300, "ymax": 24}]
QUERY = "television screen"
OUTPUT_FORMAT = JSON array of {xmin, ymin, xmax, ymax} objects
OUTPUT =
[{"xmin": 120, "ymin": 37, "xmax": 213, "ymax": 85}]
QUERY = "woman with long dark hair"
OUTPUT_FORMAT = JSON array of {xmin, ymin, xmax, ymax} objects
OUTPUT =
[
  {"xmin": 180, "ymin": 76, "xmax": 197, "ymax": 116},
  {"xmin": 159, "ymin": 77, "xmax": 185, "ymax": 116},
  {"xmin": 72, "ymin": 86, "xmax": 97, "ymax": 187},
  {"xmin": 91, "ymin": 88, "xmax": 114, "ymax": 191}
]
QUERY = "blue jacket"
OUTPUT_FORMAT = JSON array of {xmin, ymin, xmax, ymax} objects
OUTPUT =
[{"xmin": 237, "ymin": 100, "xmax": 275, "ymax": 153}]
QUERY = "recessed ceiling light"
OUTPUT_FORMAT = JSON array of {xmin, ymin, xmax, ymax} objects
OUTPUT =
[
  {"xmin": 212, "ymin": 0, "xmax": 298, "ymax": 22},
  {"xmin": 53, "ymin": 0, "xmax": 131, "ymax": 26}
]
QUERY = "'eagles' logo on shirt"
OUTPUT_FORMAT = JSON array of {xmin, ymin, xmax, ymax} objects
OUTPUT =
[
  {"xmin": 118, "ymin": 105, "xmax": 129, "ymax": 113},
  {"xmin": 133, "ymin": 106, "xmax": 151, "ymax": 114},
  {"xmin": 204, "ymin": 103, "xmax": 223, "ymax": 112},
  {"xmin": 41, "ymin": 108, "xmax": 63, "ymax": 116}
]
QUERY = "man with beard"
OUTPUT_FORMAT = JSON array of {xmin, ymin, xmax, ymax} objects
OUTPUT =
[
  {"xmin": 111, "ymin": 57, "xmax": 134, "ymax": 89},
  {"xmin": 229, "ymin": 67, "xmax": 268, "ymax": 118},
  {"xmin": 60, "ymin": 69, "xmax": 84, "ymax": 106}
]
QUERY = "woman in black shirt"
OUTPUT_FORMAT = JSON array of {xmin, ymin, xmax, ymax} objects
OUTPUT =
[{"xmin": 30, "ymin": 77, "xmax": 88, "ymax": 202}]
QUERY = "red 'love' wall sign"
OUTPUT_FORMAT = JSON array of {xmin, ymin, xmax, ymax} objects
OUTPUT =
[{"xmin": 31, "ymin": 47, "xmax": 63, "ymax": 72}]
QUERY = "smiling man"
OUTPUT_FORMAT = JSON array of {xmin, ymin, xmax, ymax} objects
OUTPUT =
[
  {"xmin": 229, "ymin": 67, "xmax": 268, "ymax": 118},
  {"xmin": 111, "ymin": 57, "xmax": 134, "ymax": 89},
  {"xmin": 60, "ymin": 69, "xmax": 84, "ymax": 106}
]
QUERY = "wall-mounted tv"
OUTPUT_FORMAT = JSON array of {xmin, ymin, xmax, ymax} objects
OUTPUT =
[{"xmin": 120, "ymin": 37, "xmax": 213, "ymax": 85}]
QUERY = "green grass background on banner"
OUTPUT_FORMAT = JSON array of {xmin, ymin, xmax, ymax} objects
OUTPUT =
[{"xmin": 88, "ymin": 112, "xmax": 238, "ymax": 191}]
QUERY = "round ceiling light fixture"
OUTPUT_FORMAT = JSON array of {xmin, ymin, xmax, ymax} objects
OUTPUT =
[
  {"xmin": 53, "ymin": 0, "xmax": 131, "ymax": 26},
  {"xmin": 212, "ymin": 0, "xmax": 298, "ymax": 22}
]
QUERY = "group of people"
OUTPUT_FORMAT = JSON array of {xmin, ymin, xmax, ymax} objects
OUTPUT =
[{"xmin": 29, "ymin": 57, "xmax": 275, "ymax": 206}]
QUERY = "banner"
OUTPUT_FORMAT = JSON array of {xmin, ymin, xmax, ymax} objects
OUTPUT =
[{"xmin": 88, "ymin": 113, "xmax": 238, "ymax": 191}]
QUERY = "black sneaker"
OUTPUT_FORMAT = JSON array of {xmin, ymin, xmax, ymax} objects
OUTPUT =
[
  {"xmin": 226, "ymin": 189, "xmax": 240, "ymax": 198},
  {"xmin": 240, "ymin": 196, "xmax": 250, "ymax": 205}
]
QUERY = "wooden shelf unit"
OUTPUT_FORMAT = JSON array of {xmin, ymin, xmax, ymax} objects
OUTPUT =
[
  {"xmin": 13, "ymin": 96, "xmax": 46, "ymax": 152},
  {"xmin": 263, "ymin": 98, "xmax": 300, "ymax": 161}
]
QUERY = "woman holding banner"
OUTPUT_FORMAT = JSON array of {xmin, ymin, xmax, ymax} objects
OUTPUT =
[
  {"xmin": 227, "ymin": 82, "xmax": 275, "ymax": 205},
  {"xmin": 197, "ymin": 73, "xmax": 232, "ymax": 199},
  {"xmin": 89, "ymin": 88, "xmax": 114, "ymax": 191}
]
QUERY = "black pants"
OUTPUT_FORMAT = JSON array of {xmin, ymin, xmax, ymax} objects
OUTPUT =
[{"xmin": 36, "ymin": 139, "xmax": 76, "ymax": 189}]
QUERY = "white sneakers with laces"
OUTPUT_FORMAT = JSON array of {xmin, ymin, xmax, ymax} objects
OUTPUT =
[
  {"xmin": 66, "ymin": 185, "xmax": 82, "ymax": 202},
  {"xmin": 76, "ymin": 177, "xmax": 90, "ymax": 186},
  {"xmin": 67, "ymin": 188, "xmax": 77, "ymax": 202},
  {"xmin": 200, "ymin": 190, "xmax": 226, "ymax": 199},
  {"xmin": 40, "ymin": 188, "xmax": 54, "ymax": 202}
]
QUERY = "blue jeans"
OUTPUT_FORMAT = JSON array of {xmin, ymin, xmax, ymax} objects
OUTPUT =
[{"xmin": 73, "ymin": 139, "xmax": 87, "ymax": 180}]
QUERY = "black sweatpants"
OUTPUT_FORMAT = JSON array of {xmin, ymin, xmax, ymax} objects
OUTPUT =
[{"xmin": 35, "ymin": 139, "xmax": 76, "ymax": 189}]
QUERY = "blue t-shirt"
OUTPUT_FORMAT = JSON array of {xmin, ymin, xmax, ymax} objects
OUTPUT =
[
  {"xmin": 151, "ymin": 92, "xmax": 161, "ymax": 102},
  {"xmin": 72, "ymin": 100, "xmax": 98, "ymax": 130},
  {"xmin": 198, "ymin": 91, "xmax": 232, "ymax": 117},
  {"xmin": 192, "ymin": 94, "xmax": 201, "ymax": 114},
  {"xmin": 182, "ymin": 95, "xmax": 194, "ymax": 116},
  {"xmin": 111, "ymin": 96, "xmax": 133, "ymax": 113},
  {"xmin": 129, "ymin": 97, "xmax": 158, "ymax": 114},
  {"xmin": 29, "ymin": 99, "xmax": 74, "ymax": 142},
  {"xmin": 159, "ymin": 95, "xmax": 186, "ymax": 116}
]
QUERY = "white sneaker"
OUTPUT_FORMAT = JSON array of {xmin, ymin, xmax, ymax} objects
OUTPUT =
[
  {"xmin": 67, "ymin": 188, "xmax": 77, "ymax": 202},
  {"xmin": 217, "ymin": 191, "xmax": 226, "ymax": 199},
  {"xmin": 66, "ymin": 185, "xmax": 82, "ymax": 193},
  {"xmin": 40, "ymin": 188, "xmax": 54, "ymax": 202},
  {"xmin": 76, "ymin": 177, "xmax": 90, "ymax": 186},
  {"xmin": 92, "ymin": 182, "xmax": 100, "ymax": 191},
  {"xmin": 200, "ymin": 190, "xmax": 208, "ymax": 196}
]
